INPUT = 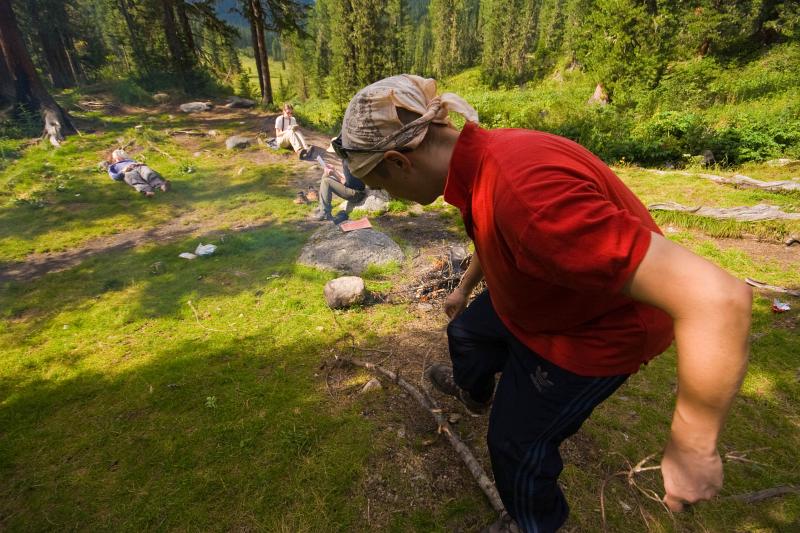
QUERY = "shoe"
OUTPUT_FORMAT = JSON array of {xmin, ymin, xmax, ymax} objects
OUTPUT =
[
  {"xmin": 160, "ymin": 181, "xmax": 171, "ymax": 192},
  {"xmin": 481, "ymin": 513, "xmax": 521, "ymax": 533},
  {"xmin": 142, "ymin": 190, "xmax": 155, "ymax": 198},
  {"xmin": 424, "ymin": 363, "xmax": 492, "ymax": 415},
  {"xmin": 293, "ymin": 191, "xmax": 309, "ymax": 205},
  {"xmin": 310, "ymin": 208, "xmax": 333, "ymax": 222},
  {"xmin": 332, "ymin": 211, "xmax": 349, "ymax": 225}
]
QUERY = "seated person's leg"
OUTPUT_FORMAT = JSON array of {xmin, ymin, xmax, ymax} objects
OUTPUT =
[{"xmin": 293, "ymin": 130, "xmax": 310, "ymax": 151}]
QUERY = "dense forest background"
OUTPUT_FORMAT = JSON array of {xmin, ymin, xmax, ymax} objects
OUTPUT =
[{"xmin": 2, "ymin": 0, "xmax": 800, "ymax": 165}]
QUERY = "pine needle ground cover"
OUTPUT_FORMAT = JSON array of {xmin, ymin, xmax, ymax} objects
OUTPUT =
[{"xmin": 1, "ymin": 104, "xmax": 799, "ymax": 531}]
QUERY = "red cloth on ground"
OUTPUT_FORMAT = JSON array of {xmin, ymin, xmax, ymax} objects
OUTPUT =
[{"xmin": 444, "ymin": 123, "xmax": 674, "ymax": 376}]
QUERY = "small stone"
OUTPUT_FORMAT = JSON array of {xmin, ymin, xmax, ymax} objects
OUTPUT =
[
  {"xmin": 323, "ymin": 276, "xmax": 366, "ymax": 308},
  {"xmin": 360, "ymin": 378, "xmax": 382, "ymax": 394},
  {"xmin": 225, "ymin": 96, "xmax": 256, "ymax": 109},
  {"xmin": 207, "ymin": 129, "xmax": 220, "ymax": 137},
  {"xmin": 225, "ymin": 135, "xmax": 253, "ymax": 150},
  {"xmin": 153, "ymin": 92, "xmax": 170, "ymax": 104},
  {"xmin": 397, "ymin": 426, "xmax": 406, "ymax": 439},
  {"xmin": 179, "ymin": 101, "xmax": 212, "ymax": 113},
  {"xmin": 134, "ymin": 124, "xmax": 143, "ymax": 130}
]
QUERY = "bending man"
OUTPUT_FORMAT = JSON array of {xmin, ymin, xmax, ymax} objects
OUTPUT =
[{"xmin": 336, "ymin": 75, "xmax": 752, "ymax": 532}]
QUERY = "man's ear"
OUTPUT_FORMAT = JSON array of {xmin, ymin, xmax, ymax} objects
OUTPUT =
[{"xmin": 383, "ymin": 150, "xmax": 411, "ymax": 172}]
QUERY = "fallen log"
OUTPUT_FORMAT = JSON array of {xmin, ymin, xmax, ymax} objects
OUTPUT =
[
  {"xmin": 745, "ymin": 278, "xmax": 800, "ymax": 297},
  {"xmin": 646, "ymin": 169, "xmax": 800, "ymax": 193},
  {"xmin": 648, "ymin": 202, "xmax": 800, "ymax": 222},
  {"xmin": 335, "ymin": 355, "xmax": 506, "ymax": 514}
]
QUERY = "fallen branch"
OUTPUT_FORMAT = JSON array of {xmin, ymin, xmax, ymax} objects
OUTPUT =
[
  {"xmin": 745, "ymin": 278, "xmax": 800, "ymax": 297},
  {"xmin": 646, "ymin": 169, "xmax": 800, "ymax": 193},
  {"xmin": 169, "ymin": 130, "xmax": 206, "ymax": 136},
  {"xmin": 728, "ymin": 485, "xmax": 800, "ymax": 504},
  {"xmin": 649, "ymin": 202, "xmax": 800, "ymax": 221},
  {"xmin": 146, "ymin": 141, "xmax": 176, "ymax": 161},
  {"xmin": 335, "ymin": 355, "xmax": 506, "ymax": 514}
]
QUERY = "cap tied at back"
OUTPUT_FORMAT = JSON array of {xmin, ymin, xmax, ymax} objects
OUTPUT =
[{"xmin": 341, "ymin": 74, "xmax": 478, "ymax": 178}]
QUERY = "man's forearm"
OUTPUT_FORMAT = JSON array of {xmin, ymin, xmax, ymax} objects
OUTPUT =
[{"xmin": 457, "ymin": 253, "xmax": 483, "ymax": 295}]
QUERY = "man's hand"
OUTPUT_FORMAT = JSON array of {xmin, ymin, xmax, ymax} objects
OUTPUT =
[
  {"xmin": 661, "ymin": 435, "xmax": 723, "ymax": 512},
  {"xmin": 444, "ymin": 288, "xmax": 469, "ymax": 320},
  {"xmin": 624, "ymin": 232, "xmax": 751, "ymax": 514}
]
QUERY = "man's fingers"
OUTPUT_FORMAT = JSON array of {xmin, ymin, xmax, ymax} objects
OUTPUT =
[{"xmin": 663, "ymin": 493, "xmax": 686, "ymax": 513}]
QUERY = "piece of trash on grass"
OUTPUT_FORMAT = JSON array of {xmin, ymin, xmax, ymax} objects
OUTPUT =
[
  {"xmin": 772, "ymin": 299, "xmax": 791, "ymax": 313},
  {"xmin": 179, "ymin": 252, "xmax": 197, "ymax": 260},
  {"xmin": 339, "ymin": 217, "xmax": 372, "ymax": 232},
  {"xmin": 195, "ymin": 243, "xmax": 216, "ymax": 256}
]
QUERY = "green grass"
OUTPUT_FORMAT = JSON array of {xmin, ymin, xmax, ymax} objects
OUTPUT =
[{"xmin": 1, "ymin": 98, "xmax": 799, "ymax": 531}]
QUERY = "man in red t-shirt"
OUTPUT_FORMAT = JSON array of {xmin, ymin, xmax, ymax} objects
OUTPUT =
[{"xmin": 337, "ymin": 75, "xmax": 752, "ymax": 532}]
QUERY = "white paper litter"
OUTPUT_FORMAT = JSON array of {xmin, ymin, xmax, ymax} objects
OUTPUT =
[
  {"xmin": 195, "ymin": 243, "xmax": 217, "ymax": 256},
  {"xmin": 179, "ymin": 252, "xmax": 197, "ymax": 260}
]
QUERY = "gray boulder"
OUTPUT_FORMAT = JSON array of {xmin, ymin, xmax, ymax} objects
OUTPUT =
[
  {"xmin": 225, "ymin": 135, "xmax": 254, "ymax": 150},
  {"xmin": 179, "ymin": 101, "xmax": 212, "ymax": 113},
  {"xmin": 341, "ymin": 189, "xmax": 391, "ymax": 214},
  {"xmin": 323, "ymin": 276, "xmax": 366, "ymax": 308},
  {"xmin": 153, "ymin": 92, "xmax": 170, "ymax": 104},
  {"xmin": 298, "ymin": 223, "xmax": 404, "ymax": 274},
  {"xmin": 226, "ymin": 96, "xmax": 256, "ymax": 109}
]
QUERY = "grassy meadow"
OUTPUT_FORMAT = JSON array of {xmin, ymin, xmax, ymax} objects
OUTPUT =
[{"xmin": 0, "ymin": 76, "xmax": 799, "ymax": 532}]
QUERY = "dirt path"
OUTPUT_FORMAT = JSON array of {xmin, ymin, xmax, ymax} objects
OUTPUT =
[{"xmin": 0, "ymin": 105, "xmax": 340, "ymax": 283}]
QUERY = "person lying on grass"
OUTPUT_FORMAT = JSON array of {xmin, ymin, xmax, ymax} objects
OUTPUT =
[
  {"xmin": 336, "ymin": 74, "xmax": 752, "ymax": 533},
  {"xmin": 105, "ymin": 149, "xmax": 171, "ymax": 198}
]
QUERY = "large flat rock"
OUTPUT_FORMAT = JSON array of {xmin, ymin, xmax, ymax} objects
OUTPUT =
[{"xmin": 297, "ymin": 224, "xmax": 404, "ymax": 274}]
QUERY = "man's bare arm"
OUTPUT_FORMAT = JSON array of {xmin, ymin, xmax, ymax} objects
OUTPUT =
[
  {"xmin": 624, "ymin": 232, "xmax": 752, "ymax": 511},
  {"xmin": 444, "ymin": 253, "xmax": 483, "ymax": 319}
]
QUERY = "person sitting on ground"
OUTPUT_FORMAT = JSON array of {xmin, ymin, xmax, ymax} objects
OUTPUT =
[
  {"xmin": 311, "ymin": 156, "xmax": 366, "ymax": 223},
  {"xmin": 106, "ymin": 149, "xmax": 170, "ymax": 197},
  {"xmin": 275, "ymin": 103, "xmax": 311, "ymax": 159},
  {"xmin": 336, "ymin": 74, "xmax": 752, "ymax": 533}
]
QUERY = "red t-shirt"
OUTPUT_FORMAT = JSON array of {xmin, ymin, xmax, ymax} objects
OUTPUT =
[{"xmin": 444, "ymin": 123, "xmax": 674, "ymax": 376}]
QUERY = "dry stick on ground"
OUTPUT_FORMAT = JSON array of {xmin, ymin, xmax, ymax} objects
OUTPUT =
[
  {"xmin": 146, "ymin": 141, "xmax": 177, "ymax": 161},
  {"xmin": 745, "ymin": 278, "xmax": 800, "ymax": 297},
  {"xmin": 727, "ymin": 485, "xmax": 800, "ymax": 504},
  {"xmin": 335, "ymin": 355, "xmax": 506, "ymax": 514},
  {"xmin": 600, "ymin": 450, "xmax": 795, "ymax": 531}
]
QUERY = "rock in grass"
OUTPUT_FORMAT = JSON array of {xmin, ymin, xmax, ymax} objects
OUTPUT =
[
  {"xmin": 323, "ymin": 276, "xmax": 366, "ymax": 309},
  {"xmin": 153, "ymin": 92, "xmax": 170, "ymax": 104},
  {"xmin": 341, "ymin": 189, "xmax": 391, "ymax": 214},
  {"xmin": 179, "ymin": 101, "xmax": 212, "ymax": 113},
  {"xmin": 298, "ymin": 223, "xmax": 404, "ymax": 274},
  {"xmin": 225, "ymin": 135, "xmax": 253, "ymax": 150},
  {"xmin": 360, "ymin": 378, "xmax": 382, "ymax": 394},
  {"xmin": 225, "ymin": 96, "xmax": 256, "ymax": 109}
]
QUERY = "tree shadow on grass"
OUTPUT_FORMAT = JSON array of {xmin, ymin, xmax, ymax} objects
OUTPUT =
[
  {"xmin": 0, "ymin": 162, "xmax": 296, "ymax": 269},
  {"xmin": 0, "ymin": 328, "xmax": 371, "ymax": 531},
  {"xmin": 0, "ymin": 215, "xmax": 329, "ymax": 339}
]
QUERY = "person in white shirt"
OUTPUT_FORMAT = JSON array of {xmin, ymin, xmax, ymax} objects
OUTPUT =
[{"xmin": 275, "ymin": 103, "xmax": 310, "ymax": 159}]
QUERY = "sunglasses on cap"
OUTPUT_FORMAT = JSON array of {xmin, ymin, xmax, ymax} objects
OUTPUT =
[{"xmin": 330, "ymin": 135, "xmax": 410, "ymax": 161}]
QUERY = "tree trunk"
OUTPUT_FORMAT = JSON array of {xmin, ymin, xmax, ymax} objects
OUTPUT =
[
  {"xmin": 0, "ymin": 0, "xmax": 75, "ymax": 144},
  {"xmin": 176, "ymin": 1, "xmax": 197, "ymax": 59},
  {"xmin": 117, "ymin": 0, "xmax": 149, "ymax": 74},
  {"xmin": 162, "ymin": 0, "xmax": 192, "ymax": 86},
  {"xmin": 247, "ymin": 6, "xmax": 265, "ymax": 96},
  {"xmin": 249, "ymin": 0, "xmax": 273, "ymax": 105},
  {"xmin": 37, "ymin": 28, "xmax": 75, "ymax": 89}
]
